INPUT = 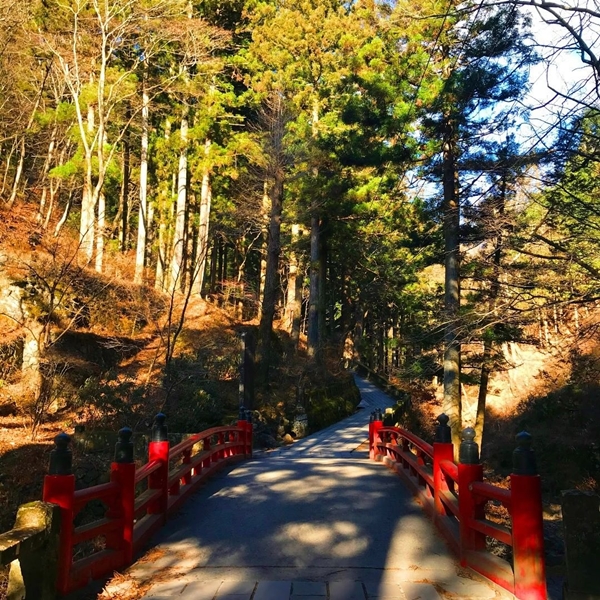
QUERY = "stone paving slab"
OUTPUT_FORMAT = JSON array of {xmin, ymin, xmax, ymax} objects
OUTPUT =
[
  {"xmin": 142, "ymin": 578, "xmax": 444, "ymax": 599},
  {"xmin": 254, "ymin": 580, "xmax": 293, "ymax": 600},
  {"xmin": 292, "ymin": 581, "xmax": 327, "ymax": 596},
  {"xmin": 329, "ymin": 581, "xmax": 367, "ymax": 600}
]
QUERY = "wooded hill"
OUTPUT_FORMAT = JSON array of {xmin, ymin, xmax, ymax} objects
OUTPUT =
[{"xmin": 1, "ymin": 0, "xmax": 600, "ymax": 470}]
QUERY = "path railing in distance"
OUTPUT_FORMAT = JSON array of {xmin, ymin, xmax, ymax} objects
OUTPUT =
[
  {"xmin": 369, "ymin": 411, "xmax": 547, "ymax": 600},
  {"xmin": 42, "ymin": 410, "xmax": 253, "ymax": 595}
]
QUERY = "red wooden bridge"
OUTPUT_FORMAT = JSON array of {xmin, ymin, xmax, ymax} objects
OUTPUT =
[{"xmin": 0, "ymin": 376, "xmax": 548, "ymax": 600}]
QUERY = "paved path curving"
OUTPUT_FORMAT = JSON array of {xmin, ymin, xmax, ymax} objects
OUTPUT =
[{"xmin": 106, "ymin": 376, "xmax": 507, "ymax": 600}]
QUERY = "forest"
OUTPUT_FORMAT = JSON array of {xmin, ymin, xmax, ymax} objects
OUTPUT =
[{"xmin": 0, "ymin": 0, "xmax": 599, "ymax": 484}]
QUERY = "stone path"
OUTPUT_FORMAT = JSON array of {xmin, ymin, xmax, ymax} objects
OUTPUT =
[{"xmin": 107, "ymin": 376, "xmax": 508, "ymax": 600}]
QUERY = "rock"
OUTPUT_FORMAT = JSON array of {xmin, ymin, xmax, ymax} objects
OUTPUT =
[
  {"xmin": 292, "ymin": 413, "xmax": 308, "ymax": 438},
  {"xmin": 282, "ymin": 433, "xmax": 294, "ymax": 445},
  {"xmin": 257, "ymin": 433, "xmax": 278, "ymax": 449}
]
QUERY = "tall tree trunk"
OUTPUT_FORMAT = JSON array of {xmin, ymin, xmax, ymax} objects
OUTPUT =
[
  {"xmin": 307, "ymin": 98, "xmax": 321, "ymax": 360},
  {"xmin": 286, "ymin": 224, "xmax": 302, "ymax": 348},
  {"xmin": 218, "ymin": 240, "xmax": 225, "ymax": 286},
  {"xmin": 192, "ymin": 138, "xmax": 212, "ymax": 296},
  {"xmin": 37, "ymin": 124, "xmax": 57, "ymax": 225},
  {"xmin": 307, "ymin": 213, "xmax": 320, "ymax": 358},
  {"xmin": 236, "ymin": 238, "xmax": 246, "ymax": 319},
  {"xmin": 442, "ymin": 116, "xmax": 462, "ymax": 449},
  {"xmin": 93, "ymin": 60, "xmax": 109, "ymax": 271},
  {"xmin": 155, "ymin": 119, "xmax": 172, "ymax": 291},
  {"xmin": 170, "ymin": 105, "xmax": 189, "ymax": 294},
  {"xmin": 95, "ymin": 190, "xmax": 105, "ymax": 272},
  {"xmin": 1, "ymin": 138, "xmax": 17, "ymax": 197},
  {"xmin": 119, "ymin": 119, "xmax": 131, "ymax": 252},
  {"xmin": 257, "ymin": 169, "xmax": 284, "ymax": 375},
  {"xmin": 80, "ymin": 100, "xmax": 97, "ymax": 262},
  {"xmin": 134, "ymin": 74, "xmax": 150, "ymax": 284},
  {"xmin": 318, "ymin": 226, "xmax": 327, "ymax": 342},
  {"xmin": 257, "ymin": 181, "xmax": 270, "ymax": 317},
  {"xmin": 54, "ymin": 189, "xmax": 73, "ymax": 237},
  {"xmin": 80, "ymin": 173, "xmax": 96, "ymax": 261},
  {"xmin": 209, "ymin": 240, "xmax": 218, "ymax": 294},
  {"xmin": 7, "ymin": 136, "xmax": 26, "ymax": 208},
  {"xmin": 45, "ymin": 145, "xmax": 67, "ymax": 230},
  {"xmin": 155, "ymin": 206, "xmax": 168, "ymax": 291},
  {"xmin": 474, "ymin": 168, "xmax": 507, "ymax": 445}
]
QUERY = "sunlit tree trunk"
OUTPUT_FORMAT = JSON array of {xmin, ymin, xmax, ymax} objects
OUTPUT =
[
  {"xmin": 169, "ymin": 105, "xmax": 189, "ymax": 293},
  {"xmin": 257, "ymin": 181, "xmax": 270, "ymax": 316},
  {"xmin": 258, "ymin": 168, "xmax": 284, "ymax": 373},
  {"xmin": 134, "ymin": 70, "xmax": 150, "ymax": 284},
  {"xmin": 95, "ymin": 190, "xmax": 105, "ymax": 272},
  {"xmin": 54, "ymin": 188, "xmax": 73, "ymax": 237},
  {"xmin": 80, "ymin": 99, "xmax": 97, "ymax": 262},
  {"xmin": 155, "ymin": 119, "xmax": 172, "ymax": 291},
  {"xmin": 45, "ymin": 145, "xmax": 67, "ymax": 230},
  {"xmin": 474, "ymin": 169, "xmax": 507, "ymax": 445},
  {"xmin": 192, "ymin": 138, "xmax": 212, "ymax": 296},
  {"xmin": 37, "ymin": 124, "xmax": 57, "ymax": 226},
  {"xmin": 442, "ymin": 115, "xmax": 462, "ymax": 449},
  {"xmin": 285, "ymin": 223, "xmax": 302, "ymax": 347}
]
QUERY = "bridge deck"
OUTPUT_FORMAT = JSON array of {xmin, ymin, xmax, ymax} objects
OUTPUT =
[{"xmin": 108, "ymin": 376, "xmax": 506, "ymax": 600}]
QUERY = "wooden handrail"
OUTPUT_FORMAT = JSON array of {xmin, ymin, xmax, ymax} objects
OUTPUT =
[
  {"xmin": 370, "ymin": 419, "xmax": 546, "ymax": 600},
  {"xmin": 41, "ymin": 418, "xmax": 253, "ymax": 596}
]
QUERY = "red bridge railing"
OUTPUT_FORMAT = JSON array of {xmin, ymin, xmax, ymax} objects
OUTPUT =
[
  {"xmin": 42, "ymin": 411, "xmax": 253, "ymax": 595},
  {"xmin": 369, "ymin": 412, "xmax": 546, "ymax": 600}
]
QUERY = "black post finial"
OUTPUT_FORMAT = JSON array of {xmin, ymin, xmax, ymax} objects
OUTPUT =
[
  {"xmin": 152, "ymin": 413, "xmax": 168, "ymax": 442},
  {"xmin": 459, "ymin": 427, "xmax": 479, "ymax": 465},
  {"xmin": 238, "ymin": 406, "xmax": 247, "ymax": 421},
  {"xmin": 375, "ymin": 407, "xmax": 382, "ymax": 421},
  {"xmin": 49, "ymin": 432, "xmax": 72, "ymax": 475},
  {"xmin": 369, "ymin": 411, "xmax": 374, "ymax": 423},
  {"xmin": 513, "ymin": 431, "xmax": 537, "ymax": 475},
  {"xmin": 115, "ymin": 427, "xmax": 134, "ymax": 463},
  {"xmin": 245, "ymin": 409, "xmax": 253, "ymax": 424},
  {"xmin": 435, "ymin": 414, "xmax": 452, "ymax": 443}
]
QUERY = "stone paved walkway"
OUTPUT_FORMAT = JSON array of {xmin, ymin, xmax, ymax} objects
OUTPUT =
[{"xmin": 106, "ymin": 376, "xmax": 508, "ymax": 600}]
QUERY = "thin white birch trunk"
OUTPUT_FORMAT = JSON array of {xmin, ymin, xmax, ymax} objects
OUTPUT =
[
  {"xmin": 37, "ymin": 125, "xmax": 57, "ymax": 226},
  {"xmin": 80, "ymin": 102, "xmax": 96, "ymax": 261},
  {"xmin": 191, "ymin": 138, "xmax": 212, "ymax": 296},
  {"xmin": 169, "ymin": 106, "xmax": 189, "ymax": 294},
  {"xmin": 95, "ymin": 190, "xmax": 105, "ymax": 272},
  {"xmin": 155, "ymin": 119, "xmax": 172, "ymax": 291},
  {"xmin": 134, "ymin": 68, "xmax": 150, "ymax": 284}
]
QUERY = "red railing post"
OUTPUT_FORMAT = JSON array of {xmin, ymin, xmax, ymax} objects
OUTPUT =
[
  {"xmin": 43, "ymin": 433, "xmax": 75, "ymax": 595},
  {"xmin": 203, "ymin": 436, "xmax": 212, "ymax": 469},
  {"xmin": 457, "ymin": 427, "xmax": 486, "ymax": 565},
  {"xmin": 371, "ymin": 409, "xmax": 383, "ymax": 460},
  {"xmin": 110, "ymin": 427, "xmax": 136, "ymax": 565},
  {"xmin": 433, "ymin": 414, "xmax": 454, "ymax": 520},
  {"xmin": 511, "ymin": 432, "xmax": 547, "ymax": 600},
  {"xmin": 245, "ymin": 410, "xmax": 253, "ymax": 458},
  {"xmin": 182, "ymin": 447, "xmax": 193, "ymax": 483},
  {"xmin": 148, "ymin": 413, "xmax": 170, "ymax": 521},
  {"xmin": 237, "ymin": 407, "xmax": 247, "ymax": 458}
]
